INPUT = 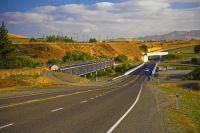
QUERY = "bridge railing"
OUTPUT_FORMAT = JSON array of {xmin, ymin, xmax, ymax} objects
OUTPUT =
[{"xmin": 60, "ymin": 59, "xmax": 114, "ymax": 76}]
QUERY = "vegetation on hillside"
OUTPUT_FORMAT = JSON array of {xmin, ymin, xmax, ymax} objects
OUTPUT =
[
  {"xmin": 114, "ymin": 54, "xmax": 128, "ymax": 63},
  {"xmin": 89, "ymin": 38, "xmax": 97, "ymax": 43},
  {"xmin": 0, "ymin": 22, "xmax": 43, "ymax": 69},
  {"xmin": 62, "ymin": 50, "xmax": 95, "ymax": 62},
  {"xmin": 0, "ymin": 21, "xmax": 16, "ymax": 69},
  {"xmin": 194, "ymin": 44, "xmax": 200, "ymax": 53},
  {"xmin": 29, "ymin": 35, "xmax": 75, "ymax": 43}
]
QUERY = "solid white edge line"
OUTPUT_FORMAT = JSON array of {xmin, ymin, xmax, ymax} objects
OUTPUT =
[
  {"xmin": 51, "ymin": 108, "xmax": 63, "ymax": 112},
  {"xmin": 107, "ymin": 79, "xmax": 146, "ymax": 133},
  {"xmin": 0, "ymin": 123, "xmax": 14, "ymax": 129}
]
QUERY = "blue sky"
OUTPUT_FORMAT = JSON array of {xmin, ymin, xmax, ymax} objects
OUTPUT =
[{"xmin": 0, "ymin": 0, "xmax": 200, "ymax": 40}]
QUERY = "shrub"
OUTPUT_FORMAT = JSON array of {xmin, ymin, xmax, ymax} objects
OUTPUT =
[{"xmin": 115, "ymin": 54, "xmax": 128, "ymax": 62}]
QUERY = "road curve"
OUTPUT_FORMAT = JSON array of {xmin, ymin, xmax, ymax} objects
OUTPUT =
[{"xmin": 0, "ymin": 62, "xmax": 168, "ymax": 133}]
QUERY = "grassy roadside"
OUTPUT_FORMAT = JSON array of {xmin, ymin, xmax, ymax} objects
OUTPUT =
[
  {"xmin": 52, "ymin": 72, "xmax": 90, "ymax": 83},
  {"xmin": 159, "ymin": 83, "xmax": 200, "ymax": 132},
  {"xmin": 0, "ymin": 75, "xmax": 56, "ymax": 93}
]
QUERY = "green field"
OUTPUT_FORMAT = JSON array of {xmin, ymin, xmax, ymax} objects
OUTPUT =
[
  {"xmin": 159, "ymin": 46, "xmax": 200, "ymax": 70},
  {"xmin": 158, "ymin": 45, "xmax": 200, "ymax": 132},
  {"xmin": 159, "ymin": 83, "xmax": 200, "ymax": 132}
]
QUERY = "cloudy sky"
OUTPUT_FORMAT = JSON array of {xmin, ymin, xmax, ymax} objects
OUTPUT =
[{"xmin": 0, "ymin": 0, "xmax": 200, "ymax": 40}]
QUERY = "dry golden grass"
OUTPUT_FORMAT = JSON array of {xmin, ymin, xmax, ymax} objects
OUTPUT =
[
  {"xmin": 8, "ymin": 33, "xmax": 30, "ymax": 39},
  {"xmin": 0, "ymin": 68, "xmax": 42, "ymax": 79},
  {"xmin": 52, "ymin": 72, "xmax": 90, "ymax": 83}
]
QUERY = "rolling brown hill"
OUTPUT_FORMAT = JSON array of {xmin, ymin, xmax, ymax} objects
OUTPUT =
[
  {"xmin": 9, "ymin": 33, "xmax": 200, "ymax": 63},
  {"xmin": 14, "ymin": 42, "xmax": 143, "ymax": 62},
  {"xmin": 8, "ymin": 33, "xmax": 30, "ymax": 39}
]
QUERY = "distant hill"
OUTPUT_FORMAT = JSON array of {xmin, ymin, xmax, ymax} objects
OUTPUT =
[
  {"xmin": 135, "ymin": 30, "xmax": 200, "ymax": 41},
  {"xmin": 8, "ymin": 33, "xmax": 30, "ymax": 39}
]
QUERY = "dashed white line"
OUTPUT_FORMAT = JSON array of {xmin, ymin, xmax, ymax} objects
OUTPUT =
[
  {"xmin": 51, "ymin": 108, "xmax": 63, "ymax": 112},
  {"xmin": 91, "ymin": 98, "xmax": 94, "ymax": 99},
  {"xmin": 96, "ymin": 96, "xmax": 99, "ymax": 98},
  {"xmin": 99, "ymin": 95, "xmax": 102, "ymax": 97},
  {"xmin": 80, "ymin": 100, "xmax": 87, "ymax": 103},
  {"xmin": 0, "ymin": 123, "xmax": 14, "ymax": 129}
]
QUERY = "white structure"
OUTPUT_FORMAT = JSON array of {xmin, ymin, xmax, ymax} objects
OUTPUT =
[
  {"xmin": 50, "ymin": 65, "xmax": 59, "ymax": 71},
  {"xmin": 143, "ymin": 52, "xmax": 168, "ymax": 62}
]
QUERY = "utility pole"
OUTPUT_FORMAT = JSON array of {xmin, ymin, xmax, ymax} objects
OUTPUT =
[
  {"xmin": 107, "ymin": 36, "xmax": 109, "ymax": 42},
  {"xmin": 98, "ymin": 35, "xmax": 100, "ymax": 41},
  {"xmin": 87, "ymin": 34, "xmax": 88, "ymax": 42},
  {"xmin": 76, "ymin": 33, "xmax": 79, "ymax": 42},
  {"xmin": 83, "ymin": 35, "xmax": 85, "ymax": 42},
  {"xmin": 73, "ymin": 33, "xmax": 75, "ymax": 41}
]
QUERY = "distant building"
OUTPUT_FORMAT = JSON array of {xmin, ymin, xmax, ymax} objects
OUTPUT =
[{"xmin": 50, "ymin": 65, "xmax": 59, "ymax": 71}]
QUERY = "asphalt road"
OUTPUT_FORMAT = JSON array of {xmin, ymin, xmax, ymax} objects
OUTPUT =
[{"xmin": 0, "ymin": 62, "xmax": 166, "ymax": 133}]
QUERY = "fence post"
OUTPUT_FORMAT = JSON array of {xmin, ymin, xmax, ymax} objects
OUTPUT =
[{"xmin": 176, "ymin": 92, "xmax": 179, "ymax": 110}]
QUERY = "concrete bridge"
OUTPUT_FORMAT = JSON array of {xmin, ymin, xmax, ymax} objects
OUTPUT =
[
  {"xmin": 60, "ymin": 59, "xmax": 115, "ymax": 77},
  {"xmin": 143, "ymin": 52, "xmax": 168, "ymax": 62}
]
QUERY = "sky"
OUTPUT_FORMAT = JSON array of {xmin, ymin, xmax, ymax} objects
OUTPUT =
[{"xmin": 0, "ymin": 0, "xmax": 200, "ymax": 40}]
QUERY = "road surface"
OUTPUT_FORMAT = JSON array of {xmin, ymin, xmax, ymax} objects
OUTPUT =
[{"xmin": 0, "ymin": 63, "xmax": 168, "ymax": 133}]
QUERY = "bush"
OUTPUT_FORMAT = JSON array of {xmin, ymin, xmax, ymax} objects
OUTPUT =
[
  {"xmin": 47, "ymin": 58, "xmax": 62, "ymax": 64},
  {"xmin": 194, "ymin": 44, "xmax": 200, "ymax": 53},
  {"xmin": 63, "ymin": 50, "xmax": 94, "ymax": 62},
  {"xmin": 188, "ymin": 66, "xmax": 200, "ymax": 80},
  {"xmin": 17, "ymin": 56, "xmax": 35, "ymax": 68},
  {"xmin": 115, "ymin": 54, "xmax": 128, "ymax": 62}
]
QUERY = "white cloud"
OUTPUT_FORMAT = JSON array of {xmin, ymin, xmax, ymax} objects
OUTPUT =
[
  {"xmin": 33, "ymin": 5, "xmax": 57, "ymax": 13},
  {"xmin": 1, "ymin": 12, "xmax": 54, "ymax": 24},
  {"xmin": 82, "ymin": 28, "xmax": 91, "ymax": 33},
  {"xmin": 1, "ymin": 0, "xmax": 200, "ymax": 39}
]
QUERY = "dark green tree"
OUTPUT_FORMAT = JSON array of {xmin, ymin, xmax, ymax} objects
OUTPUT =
[
  {"xmin": 0, "ymin": 21, "xmax": 16, "ymax": 69},
  {"xmin": 89, "ymin": 38, "xmax": 97, "ymax": 42},
  {"xmin": 47, "ymin": 58, "xmax": 62, "ymax": 64},
  {"xmin": 139, "ymin": 44, "xmax": 148, "ymax": 53},
  {"xmin": 114, "ymin": 54, "xmax": 128, "ymax": 62},
  {"xmin": 194, "ymin": 44, "xmax": 200, "ymax": 53},
  {"xmin": 63, "ymin": 50, "xmax": 94, "ymax": 62}
]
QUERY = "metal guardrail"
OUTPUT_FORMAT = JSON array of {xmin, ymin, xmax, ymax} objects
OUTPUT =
[{"xmin": 112, "ymin": 63, "xmax": 145, "ymax": 80}]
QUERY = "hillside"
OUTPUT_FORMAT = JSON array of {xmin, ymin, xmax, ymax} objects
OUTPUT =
[
  {"xmin": 8, "ymin": 33, "xmax": 30, "ymax": 39},
  {"xmin": 14, "ymin": 42, "xmax": 143, "ymax": 62},
  {"xmin": 136, "ymin": 30, "xmax": 200, "ymax": 41},
  {"xmin": 13, "ymin": 40, "xmax": 200, "ymax": 62}
]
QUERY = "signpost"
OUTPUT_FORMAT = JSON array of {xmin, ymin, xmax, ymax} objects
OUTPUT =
[{"xmin": 176, "ymin": 93, "xmax": 179, "ymax": 110}]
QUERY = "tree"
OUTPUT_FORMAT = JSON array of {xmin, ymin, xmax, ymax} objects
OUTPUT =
[
  {"xmin": 139, "ymin": 44, "xmax": 148, "ymax": 53},
  {"xmin": 47, "ymin": 58, "xmax": 62, "ymax": 64},
  {"xmin": 115, "ymin": 54, "xmax": 128, "ymax": 62},
  {"xmin": 0, "ymin": 21, "xmax": 16, "ymax": 69},
  {"xmin": 89, "ymin": 38, "xmax": 97, "ymax": 42},
  {"xmin": 62, "ymin": 50, "xmax": 94, "ymax": 62},
  {"xmin": 194, "ymin": 44, "xmax": 200, "ymax": 53}
]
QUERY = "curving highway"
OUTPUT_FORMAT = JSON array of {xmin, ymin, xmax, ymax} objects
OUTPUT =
[{"xmin": 0, "ymin": 62, "xmax": 167, "ymax": 133}]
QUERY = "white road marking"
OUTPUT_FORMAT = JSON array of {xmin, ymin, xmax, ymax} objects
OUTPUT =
[
  {"xmin": 51, "ymin": 108, "xmax": 63, "ymax": 112},
  {"xmin": 80, "ymin": 100, "xmax": 87, "ymax": 103},
  {"xmin": 0, "ymin": 123, "xmax": 14, "ymax": 129},
  {"xmin": 96, "ymin": 96, "xmax": 99, "ymax": 98},
  {"xmin": 107, "ymin": 78, "xmax": 146, "ymax": 133},
  {"xmin": 27, "ymin": 99, "xmax": 38, "ymax": 103},
  {"xmin": 91, "ymin": 98, "xmax": 94, "ymax": 99},
  {"xmin": 99, "ymin": 95, "xmax": 102, "ymax": 97},
  {"xmin": 56, "ymin": 95, "xmax": 65, "ymax": 98}
]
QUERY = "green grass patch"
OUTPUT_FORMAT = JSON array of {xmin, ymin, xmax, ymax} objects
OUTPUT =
[{"xmin": 159, "ymin": 83, "xmax": 200, "ymax": 132}]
